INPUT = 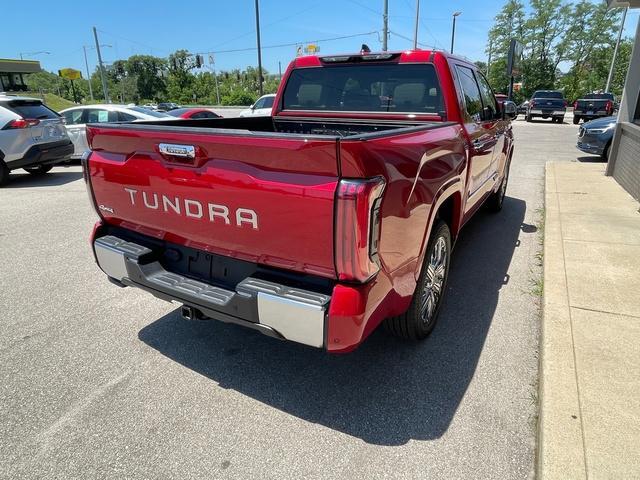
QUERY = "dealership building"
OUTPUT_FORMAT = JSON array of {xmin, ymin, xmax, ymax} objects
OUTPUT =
[
  {"xmin": 606, "ymin": 0, "xmax": 640, "ymax": 201},
  {"xmin": 0, "ymin": 59, "xmax": 41, "ymax": 92}
]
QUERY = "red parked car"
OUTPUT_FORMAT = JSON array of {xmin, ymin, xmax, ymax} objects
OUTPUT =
[
  {"xmin": 83, "ymin": 50, "xmax": 516, "ymax": 353},
  {"xmin": 167, "ymin": 107, "xmax": 222, "ymax": 119}
]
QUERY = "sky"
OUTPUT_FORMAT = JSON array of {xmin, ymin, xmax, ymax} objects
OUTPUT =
[{"xmin": 2, "ymin": 0, "xmax": 639, "ymax": 76}]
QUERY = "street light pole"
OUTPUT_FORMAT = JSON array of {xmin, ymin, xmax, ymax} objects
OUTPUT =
[
  {"xmin": 83, "ymin": 46, "xmax": 94, "ymax": 101},
  {"xmin": 382, "ymin": 0, "xmax": 389, "ymax": 51},
  {"xmin": 254, "ymin": 0, "xmax": 264, "ymax": 96},
  {"xmin": 605, "ymin": 7, "xmax": 628, "ymax": 93},
  {"xmin": 18, "ymin": 51, "xmax": 50, "ymax": 60},
  {"xmin": 413, "ymin": 0, "xmax": 420, "ymax": 49},
  {"xmin": 451, "ymin": 12, "xmax": 462, "ymax": 54},
  {"xmin": 93, "ymin": 27, "xmax": 110, "ymax": 103}
]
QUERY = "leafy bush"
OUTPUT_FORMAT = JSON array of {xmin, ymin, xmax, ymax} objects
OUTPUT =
[{"xmin": 222, "ymin": 91, "xmax": 256, "ymax": 106}]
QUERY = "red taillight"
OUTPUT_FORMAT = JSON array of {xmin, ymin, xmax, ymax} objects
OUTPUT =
[
  {"xmin": 563, "ymin": 100, "xmax": 568, "ymax": 107},
  {"xmin": 529, "ymin": 100, "xmax": 535, "ymax": 108},
  {"xmin": 4, "ymin": 118, "xmax": 40, "ymax": 129},
  {"xmin": 335, "ymin": 177, "xmax": 386, "ymax": 282},
  {"xmin": 606, "ymin": 100, "xmax": 613, "ymax": 112},
  {"xmin": 573, "ymin": 101, "xmax": 578, "ymax": 109}
]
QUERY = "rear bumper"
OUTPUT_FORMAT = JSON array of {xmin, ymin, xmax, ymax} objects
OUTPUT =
[
  {"xmin": 529, "ymin": 109, "xmax": 566, "ymax": 117},
  {"xmin": 94, "ymin": 235, "xmax": 330, "ymax": 348},
  {"xmin": 90, "ymin": 224, "xmax": 398, "ymax": 353},
  {"xmin": 8, "ymin": 140, "xmax": 74, "ymax": 170}
]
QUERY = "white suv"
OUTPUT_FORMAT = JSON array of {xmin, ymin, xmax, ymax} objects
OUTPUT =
[{"xmin": 0, "ymin": 95, "xmax": 73, "ymax": 186}]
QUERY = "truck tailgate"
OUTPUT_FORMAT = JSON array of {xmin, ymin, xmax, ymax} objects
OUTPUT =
[{"xmin": 87, "ymin": 124, "xmax": 339, "ymax": 278}]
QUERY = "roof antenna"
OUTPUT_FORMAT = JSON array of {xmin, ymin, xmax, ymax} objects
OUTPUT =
[{"xmin": 360, "ymin": 44, "xmax": 371, "ymax": 54}]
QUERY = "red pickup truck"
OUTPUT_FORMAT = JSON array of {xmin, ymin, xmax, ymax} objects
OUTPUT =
[{"xmin": 84, "ymin": 50, "xmax": 516, "ymax": 353}]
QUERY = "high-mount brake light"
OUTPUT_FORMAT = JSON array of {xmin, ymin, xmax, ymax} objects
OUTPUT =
[
  {"xmin": 335, "ymin": 177, "xmax": 386, "ymax": 283},
  {"xmin": 321, "ymin": 56, "xmax": 351, "ymax": 63},
  {"xmin": 361, "ymin": 54, "xmax": 395, "ymax": 61}
]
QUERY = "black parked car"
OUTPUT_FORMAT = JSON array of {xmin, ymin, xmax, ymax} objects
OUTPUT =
[
  {"xmin": 526, "ymin": 90, "xmax": 567, "ymax": 123},
  {"xmin": 573, "ymin": 93, "xmax": 615, "ymax": 124}
]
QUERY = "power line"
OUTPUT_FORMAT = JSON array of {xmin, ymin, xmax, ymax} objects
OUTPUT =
[
  {"xmin": 207, "ymin": 31, "xmax": 379, "ymax": 55},
  {"xmin": 345, "ymin": 0, "xmax": 382, "ymax": 15},
  {"xmin": 207, "ymin": 2, "xmax": 323, "ymax": 51}
]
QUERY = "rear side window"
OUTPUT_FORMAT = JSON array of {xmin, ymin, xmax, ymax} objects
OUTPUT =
[
  {"xmin": 86, "ymin": 109, "xmax": 119, "ymax": 123},
  {"xmin": 283, "ymin": 64, "xmax": 444, "ymax": 115},
  {"xmin": 455, "ymin": 65, "xmax": 483, "ymax": 122},
  {"xmin": 7, "ymin": 100, "xmax": 59, "ymax": 120}
]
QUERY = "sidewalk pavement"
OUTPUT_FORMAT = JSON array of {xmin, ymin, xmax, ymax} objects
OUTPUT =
[{"xmin": 539, "ymin": 162, "xmax": 640, "ymax": 479}]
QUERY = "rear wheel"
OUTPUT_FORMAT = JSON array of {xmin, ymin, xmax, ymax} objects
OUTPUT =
[
  {"xmin": 0, "ymin": 161, "xmax": 9, "ymax": 187},
  {"xmin": 23, "ymin": 165, "xmax": 53, "ymax": 175},
  {"xmin": 573, "ymin": 116, "xmax": 580, "ymax": 125},
  {"xmin": 526, "ymin": 114, "xmax": 532, "ymax": 122},
  {"xmin": 384, "ymin": 221, "xmax": 451, "ymax": 340},
  {"xmin": 487, "ymin": 160, "xmax": 510, "ymax": 212}
]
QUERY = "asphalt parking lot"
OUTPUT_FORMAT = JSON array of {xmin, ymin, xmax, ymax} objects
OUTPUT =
[{"xmin": 0, "ymin": 116, "xmax": 591, "ymax": 479}]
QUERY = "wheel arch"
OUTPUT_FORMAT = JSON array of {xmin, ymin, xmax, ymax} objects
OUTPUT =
[{"xmin": 413, "ymin": 183, "xmax": 463, "ymax": 282}]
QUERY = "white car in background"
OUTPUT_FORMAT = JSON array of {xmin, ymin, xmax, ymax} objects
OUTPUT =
[
  {"xmin": 59, "ymin": 104, "xmax": 174, "ymax": 159},
  {"xmin": 239, "ymin": 94, "xmax": 276, "ymax": 117},
  {"xmin": 0, "ymin": 95, "xmax": 73, "ymax": 186}
]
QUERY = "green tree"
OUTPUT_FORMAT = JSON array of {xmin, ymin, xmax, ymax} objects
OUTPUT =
[{"xmin": 125, "ymin": 55, "xmax": 167, "ymax": 100}]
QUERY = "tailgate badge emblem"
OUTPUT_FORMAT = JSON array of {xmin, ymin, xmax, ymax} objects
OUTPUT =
[{"xmin": 159, "ymin": 143, "xmax": 196, "ymax": 158}]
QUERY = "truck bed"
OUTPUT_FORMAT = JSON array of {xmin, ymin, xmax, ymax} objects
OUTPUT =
[{"xmin": 129, "ymin": 115, "xmax": 439, "ymax": 138}]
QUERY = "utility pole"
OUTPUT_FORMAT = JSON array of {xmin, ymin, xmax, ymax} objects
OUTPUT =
[
  {"xmin": 413, "ymin": 0, "xmax": 420, "ymax": 49},
  {"xmin": 451, "ymin": 12, "xmax": 462, "ymax": 54},
  {"xmin": 278, "ymin": 61, "xmax": 282, "ymax": 79},
  {"xmin": 93, "ymin": 27, "xmax": 110, "ymax": 103},
  {"xmin": 487, "ymin": 39, "xmax": 492, "ymax": 77},
  {"xmin": 254, "ymin": 0, "xmax": 264, "ymax": 96},
  {"xmin": 382, "ymin": 0, "xmax": 389, "ymax": 51},
  {"xmin": 605, "ymin": 7, "xmax": 627, "ymax": 93},
  {"xmin": 83, "ymin": 46, "xmax": 94, "ymax": 101}
]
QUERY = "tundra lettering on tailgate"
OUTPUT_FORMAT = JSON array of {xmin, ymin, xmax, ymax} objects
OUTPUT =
[{"xmin": 124, "ymin": 187, "xmax": 259, "ymax": 229}]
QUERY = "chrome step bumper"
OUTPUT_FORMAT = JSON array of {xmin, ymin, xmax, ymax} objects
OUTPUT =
[{"xmin": 94, "ymin": 235, "xmax": 331, "ymax": 348}]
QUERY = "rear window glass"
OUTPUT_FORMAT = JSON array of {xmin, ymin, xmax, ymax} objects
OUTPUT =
[
  {"xmin": 7, "ymin": 101, "xmax": 59, "ymax": 119},
  {"xmin": 129, "ymin": 106, "xmax": 172, "ymax": 117},
  {"xmin": 583, "ymin": 93, "xmax": 614, "ymax": 100},
  {"xmin": 283, "ymin": 64, "xmax": 444, "ymax": 115},
  {"xmin": 532, "ymin": 91, "xmax": 563, "ymax": 99}
]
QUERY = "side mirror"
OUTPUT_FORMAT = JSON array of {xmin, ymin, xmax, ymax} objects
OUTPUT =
[
  {"xmin": 502, "ymin": 101, "xmax": 517, "ymax": 120},
  {"xmin": 250, "ymin": 104, "xmax": 255, "ymax": 110}
]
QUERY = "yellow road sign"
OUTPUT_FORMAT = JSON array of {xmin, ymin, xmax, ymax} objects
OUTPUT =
[{"xmin": 58, "ymin": 68, "xmax": 82, "ymax": 80}]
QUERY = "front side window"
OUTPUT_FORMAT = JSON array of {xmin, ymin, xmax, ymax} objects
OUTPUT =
[
  {"xmin": 475, "ymin": 72, "xmax": 499, "ymax": 121},
  {"xmin": 63, "ymin": 109, "xmax": 84, "ymax": 125},
  {"xmin": 283, "ymin": 63, "xmax": 444, "ymax": 115},
  {"xmin": 455, "ymin": 65, "xmax": 483, "ymax": 122},
  {"xmin": 634, "ymin": 91, "xmax": 640, "ymax": 125}
]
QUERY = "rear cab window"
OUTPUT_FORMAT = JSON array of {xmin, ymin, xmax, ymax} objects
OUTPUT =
[
  {"xmin": 532, "ymin": 91, "xmax": 564, "ymax": 99},
  {"xmin": 282, "ymin": 63, "xmax": 444, "ymax": 116}
]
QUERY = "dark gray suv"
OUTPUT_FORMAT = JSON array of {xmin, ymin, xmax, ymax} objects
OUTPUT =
[{"xmin": 576, "ymin": 116, "xmax": 616, "ymax": 160}]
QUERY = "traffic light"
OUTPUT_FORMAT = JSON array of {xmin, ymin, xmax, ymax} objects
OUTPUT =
[{"xmin": 195, "ymin": 55, "xmax": 204, "ymax": 68}]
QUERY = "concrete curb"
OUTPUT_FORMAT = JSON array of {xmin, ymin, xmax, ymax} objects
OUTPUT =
[{"xmin": 538, "ymin": 162, "xmax": 587, "ymax": 479}]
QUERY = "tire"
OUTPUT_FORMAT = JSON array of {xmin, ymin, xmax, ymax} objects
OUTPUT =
[
  {"xmin": 573, "ymin": 116, "xmax": 580, "ymax": 125},
  {"xmin": 487, "ymin": 160, "xmax": 511, "ymax": 212},
  {"xmin": 525, "ymin": 114, "xmax": 532, "ymax": 122},
  {"xmin": 24, "ymin": 165, "xmax": 53, "ymax": 175},
  {"xmin": 0, "ymin": 161, "xmax": 9, "ymax": 187},
  {"xmin": 384, "ymin": 221, "xmax": 451, "ymax": 340},
  {"xmin": 601, "ymin": 142, "xmax": 611, "ymax": 162}
]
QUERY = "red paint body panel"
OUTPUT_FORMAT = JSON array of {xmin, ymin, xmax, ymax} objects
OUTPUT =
[
  {"xmin": 86, "ymin": 50, "xmax": 514, "ymax": 352},
  {"xmin": 89, "ymin": 127, "xmax": 340, "ymax": 277}
]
